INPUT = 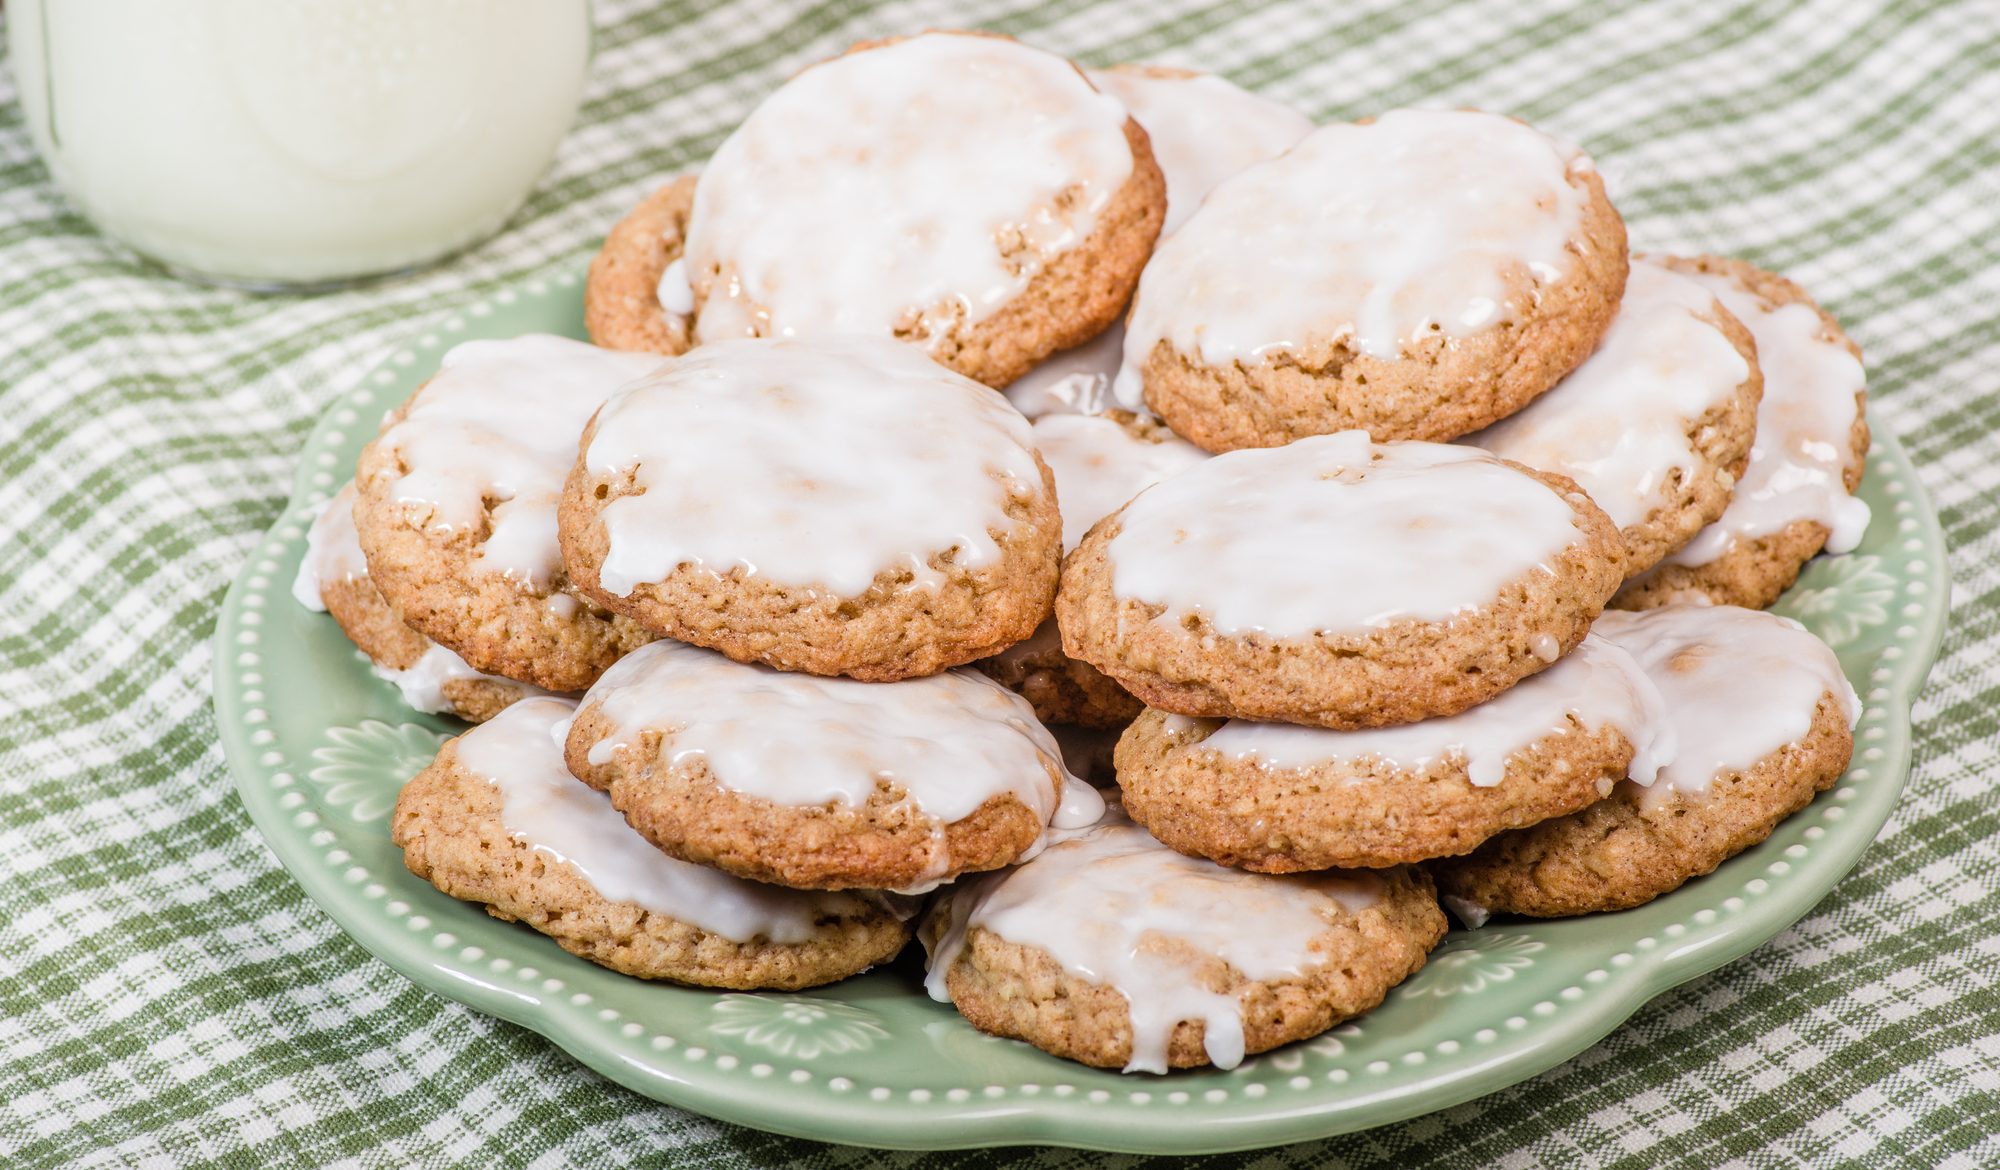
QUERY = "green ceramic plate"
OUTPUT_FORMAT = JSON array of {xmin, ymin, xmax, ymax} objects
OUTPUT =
[{"xmin": 213, "ymin": 269, "xmax": 1950, "ymax": 1154}]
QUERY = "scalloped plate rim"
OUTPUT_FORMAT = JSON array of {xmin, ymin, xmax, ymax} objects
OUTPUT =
[{"xmin": 212, "ymin": 268, "xmax": 1950, "ymax": 1154}]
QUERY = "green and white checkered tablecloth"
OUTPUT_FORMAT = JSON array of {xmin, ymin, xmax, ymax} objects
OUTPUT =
[{"xmin": 2, "ymin": 1, "xmax": 1996, "ymax": 1165}]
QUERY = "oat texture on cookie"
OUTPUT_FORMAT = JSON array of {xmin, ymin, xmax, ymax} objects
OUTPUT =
[
  {"xmin": 564, "ymin": 639, "xmax": 1104, "ymax": 892},
  {"xmin": 296, "ymin": 482, "xmax": 554, "ymax": 722},
  {"xmin": 1056, "ymin": 431, "xmax": 1625, "ymax": 728},
  {"xmin": 392, "ymin": 696, "xmax": 912, "ymax": 988},
  {"xmin": 1435, "ymin": 605, "xmax": 1859, "ymax": 916},
  {"xmin": 352, "ymin": 334, "xmax": 663, "ymax": 693},
  {"xmin": 922, "ymin": 811, "xmax": 1444, "ymax": 1072},
  {"xmin": 1617, "ymin": 255, "xmax": 1871, "ymax": 610},
  {"xmin": 1115, "ymin": 108, "xmax": 1625, "ymax": 449},
  {"xmin": 1464, "ymin": 254, "xmax": 1762, "ymax": 574},
  {"xmin": 680, "ymin": 31, "xmax": 1165, "ymax": 388},
  {"xmin": 560, "ymin": 335, "xmax": 1061, "ymax": 681}
]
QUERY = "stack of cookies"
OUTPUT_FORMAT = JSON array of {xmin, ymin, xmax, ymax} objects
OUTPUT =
[{"xmin": 290, "ymin": 28, "xmax": 1874, "ymax": 1075}]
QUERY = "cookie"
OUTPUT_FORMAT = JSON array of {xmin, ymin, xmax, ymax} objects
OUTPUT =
[
  {"xmin": 921, "ymin": 812, "xmax": 1445, "ymax": 1072},
  {"xmin": 975, "ymin": 411, "xmax": 1205, "ymax": 726},
  {"xmin": 975, "ymin": 620, "xmax": 1141, "ymax": 730},
  {"xmin": 583, "ymin": 173, "xmax": 699, "ymax": 357},
  {"xmin": 1117, "ymin": 632, "xmax": 1673, "ymax": 871},
  {"xmin": 1003, "ymin": 67, "xmax": 1310, "ymax": 419},
  {"xmin": 563, "ymin": 638, "xmax": 1106, "ymax": 892},
  {"xmin": 353, "ymin": 335, "xmax": 664, "ymax": 693},
  {"xmin": 1056, "ymin": 431, "xmax": 1626, "ymax": 728},
  {"xmin": 295, "ymin": 483, "xmax": 551, "ymax": 722},
  {"xmin": 1616, "ymin": 255, "xmax": 1871, "ymax": 610},
  {"xmin": 1463, "ymin": 254, "xmax": 1763, "ymax": 574},
  {"xmin": 1434, "ymin": 605, "xmax": 1859, "ymax": 916},
  {"xmin": 392, "ymin": 696, "xmax": 912, "ymax": 989},
  {"xmin": 560, "ymin": 336, "xmax": 1061, "ymax": 681},
  {"xmin": 681, "ymin": 31, "xmax": 1166, "ymax": 388},
  {"xmin": 1115, "ymin": 108, "xmax": 1628, "ymax": 448}
]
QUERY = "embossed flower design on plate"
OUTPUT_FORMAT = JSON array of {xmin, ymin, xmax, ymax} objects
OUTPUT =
[
  {"xmin": 308, "ymin": 720, "xmax": 448, "ymax": 823},
  {"xmin": 707, "ymin": 993, "xmax": 892, "ymax": 1060},
  {"xmin": 1775, "ymin": 554, "xmax": 1895, "ymax": 647},
  {"xmin": 1402, "ymin": 932, "xmax": 1545, "ymax": 997}
]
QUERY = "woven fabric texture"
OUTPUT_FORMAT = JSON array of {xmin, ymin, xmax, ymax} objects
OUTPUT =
[{"xmin": 1, "ymin": 1, "xmax": 1995, "ymax": 1166}]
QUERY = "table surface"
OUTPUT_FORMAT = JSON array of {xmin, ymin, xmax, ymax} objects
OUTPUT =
[{"xmin": 3, "ymin": 1, "xmax": 1997, "ymax": 1167}]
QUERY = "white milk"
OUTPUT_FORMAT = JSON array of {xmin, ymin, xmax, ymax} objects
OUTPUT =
[{"xmin": 10, "ymin": 0, "xmax": 591, "ymax": 286}]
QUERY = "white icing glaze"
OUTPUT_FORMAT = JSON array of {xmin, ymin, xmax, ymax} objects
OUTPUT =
[
  {"xmin": 292, "ymin": 481, "xmax": 367, "ymax": 612},
  {"xmin": 366, "ymin": 335, "xmax": 663, "ymax": 590},
  {"xmin": 684, "ymin": 33, "xmax": 1134, "ymax": 348},
  {"xmin": 1465, "ymin": 256, "xmax": 1752, "ymax": 530},
  {"xmin": 1104, "ymin": 431, "xmax": 1589, "ymax": 637},
  {"xmin": 1665, "ymin": 267, "xmax": 1870, "ymax": 565},
  {"xmin": 371, "ymin": 642, "xmax": 550, "ymax": 717},
  {"xmin": 576, "ymin": 637, "xmax": 1092, "ymax": 830},
  {"xmin": 1592, "ymin": 605, "xmax": 1859, "ymax": 806},
  {"xmin": 1114, "ymin": 108, "xmax": 1596, "ymax": 410},
  {"xmin": 1085, "ymin": 68, "xmax": 1312, "ymax": 235},
  {"xmin": 1003, "ymin": 324, "xmax": 1124, "ymax": 419},
  {"xmin": 1032, "ymin": 413, "xmax": 1207, "ymax": 551},
  {"xmin": 923, "ymin": 813, "xmax": 1382, "ymax": 1073},
  {"xmin": 1176, "ymin": 632, "xmax": 1674, "ymax": 787},
  {"xmin": 1439, "ymin": 894, "xmax": 1491, "ymax": 929},
  {"xmin": 580, "ymin": 336, "xmax": 1049, "ymax": 597},
  {"xmin": 655, "ymin": 255, "xmax": 694, "ymax": 316},
  {"xmin": 454, "ymin": 696, "xmax": 869, "ymax": 944}
]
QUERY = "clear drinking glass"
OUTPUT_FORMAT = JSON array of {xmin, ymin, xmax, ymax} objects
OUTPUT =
[{"xmin": 9, "ymin": 0, "xmax": 593, "ymax": 290}]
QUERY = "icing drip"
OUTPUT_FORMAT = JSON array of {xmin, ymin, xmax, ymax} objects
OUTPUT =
[
  {"xmin": 924, "ymin": 813, "xmax": 1382, "ymax": 1073},
  {"xmin": 454, "ymin": 696, "xmax": 872, "ymax": 944},
  {"xmin": 1115, "ymin": 108, "xmax": 1594, "ymax": 410},
  {"xmin": 292, "ymin": 481, "xmax": 367, "ymax": 612},
  {"xmin": 1085, "ymin": 68, "xmax": 1312, "ymax": 235},
  {"xmin": 1004, "ymin": 324, "xmax": 1124, "ymax": 419},
  {"xmin": 366, "ymin": 335, "xmax": 662, "ymax": 590},
  {"xmin": 655, "ymin": 255, "xmax": 694, "ymax": 316},
  {"xmin": 580, "ymin": 336, "xmax": 1049, "ymax": 598},
  {"xmin": 684, "ymin": 33, "xmax": 1134, "ymax": 348},
  {"xmin": 371, "ymin": 643, "xmax": 547, "ymax": 716},
  {"xmin": 1466, "ymin": 256, "xmax": 1753, "ymax": 530},
  {"xmin": 1593, "ymin": 605, "xmax": 1859, "ymax": 807},
  {"xmin": 1031, "ymin": 413, "xmax": 1207, "ymax": 551},
  {"xmin": 1440, "ymin": 895, "xmax": 1491, "ymax": 929},
  {"xmin": 575, "ymin": 638, "xmax": 1084, "ymax": 830},
  {"xmin": 1665, "ymin": 269, "xmax": 1871, "ymax": 565},
  {"xmin": 1178, "ymin": 632, "xmax": 1674, "ymax": 787},
  {"xmin": 1104, "ymin": 431, "xmax": 1587, "ymax": 637}
]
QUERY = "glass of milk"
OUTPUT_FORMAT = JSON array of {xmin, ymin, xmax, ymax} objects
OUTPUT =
[{"xmin": 9, "ymin": 0, "xmax": 593, "ymax": 289}]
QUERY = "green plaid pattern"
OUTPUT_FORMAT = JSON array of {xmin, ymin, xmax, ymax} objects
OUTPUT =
[{"xmin": 2, "ymin": 1, "xmax": 1996, "ymax": 1165}]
